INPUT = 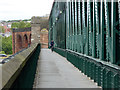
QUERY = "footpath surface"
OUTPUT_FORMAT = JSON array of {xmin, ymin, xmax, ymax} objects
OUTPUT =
[{"xmin": 33, "ymin": 49, "xmax": 100, "ymax": 88}]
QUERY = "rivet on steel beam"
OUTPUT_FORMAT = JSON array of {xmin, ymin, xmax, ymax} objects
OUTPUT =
[
  {"xmin": 56, "ymin": 18, "xmax": 58, "ymax": 21},
  {"xmin": 60, "ymin": 11, "xmax": 62, "ymax": 13}
]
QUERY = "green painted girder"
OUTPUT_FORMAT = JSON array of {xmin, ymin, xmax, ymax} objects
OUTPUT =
[
  {"xmin": 75, "ymin": 0, "xmax": 77, "ymax": 52},
  {"xmin": 66, "ymin": 1, "xmax": 70, "ymax": 49},
  {"xmin": 111, "ymin": 1, "xmax": 117, "ymax": 64},
  {"xmin": 49, "ymin": 0, "xmax": 120, "ymax": 88},
  {"xmin": 86, "ymin": 1, "xmax": 90, "ymax": 56},
  {"xmin": 49, "ymin": 0, "xmax": 120, "ymax": 65},
  {"xmin": 100, "ymin": 0, "xmax": 105, "ymax": 60},
  {"xmin": 104, "ymin": 1, "xmax": 111, "ymax": 62},
  {"xmin": 72, "ymin": 0, "xmax": 75, "ymax": 51},
  {"xmin": 78, "ymin": 1, "xmax": 82, "ymax": 53},
  {"xmin": 95, "ymin": 2, "xmax": 101, "ymax": 59},
  {"xmin": 69, "ymin": 1, "xmax": 72, "ymax": 50},
  {"xmin": 92, "ymin": 1, "xmax": 96, "ymax": 58},
  {"xmin": 87, "ymin": 2, "xmax": 92, "ymax": 56},
  {"xmin": 81, "ymin": 0, "xmax": 87, "ymax": 54}
]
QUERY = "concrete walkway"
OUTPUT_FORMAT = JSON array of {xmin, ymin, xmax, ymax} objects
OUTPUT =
[{"xmin": 33, "ymin": 49, "xmax": 100, "ymax": 88}]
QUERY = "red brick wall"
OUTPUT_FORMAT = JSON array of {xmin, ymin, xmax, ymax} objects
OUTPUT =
[
  {"xmin": 40, "ymin": 32, "xmax": 48, "ymax": 48},
  {"xmin": 12, "ymin": 31, "xmax": 31, "ymax": 54}
]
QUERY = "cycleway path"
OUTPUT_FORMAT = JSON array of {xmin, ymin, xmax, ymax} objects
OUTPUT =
[{"xmin": 33, "ymin": 49, "xmax": 101, "ymax": 88}]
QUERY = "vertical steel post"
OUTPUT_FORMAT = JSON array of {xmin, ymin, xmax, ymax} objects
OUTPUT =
[
  {"xmin": 95, "ymin": 1, "xmax": 101, "ymax": 58},
  {"xmin": 79, "ymin": 1, "xmax": 82, "ymax": 53},
  {"xmin": 75, "ymin": 0, "xmax": 77, "ymax": 51},
  {"xmin": 92, "ymin": 0, "xmax": 96, "ymax": 58},
  {"xmin": 100, "ymin": 0, "xmax": 105, "ymax": 60},
  {"xmin": 104, "ymin": 0, "xmax": 111, "ymax": 62},
  {"xmin": 72, "ymin": 0, "xmax": 75, "ymax": 51},
  {"xmin": 69, "ymin": 0, "xmax": 72, "ymax": 50},
  {"xmin": 82, "ymin": 0, "xmax": 85, "ymax": 54},
  {"xmin": 77, "ymin": 0, "xmax": 81, "ymax": 53},
  {"xmin": 89, "ymin": 2, "xmax": 93, "ymax": 56},
  {"xmin": 66, "ymin": 1, "xmax": 69, "ymax": 49},
  {"xmin": 86, "ymin": 1, "xmax": 89, "ymax": 55},
  {"xmin": 111, "ymin": 0, "xmax": 116, "ymax": 64}
]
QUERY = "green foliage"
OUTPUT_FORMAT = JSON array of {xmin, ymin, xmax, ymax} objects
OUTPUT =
[
  {"xmin": 0, "ymin": 26, "xmax": 5, "ymax": 33},
  {"xmin": 7, "ymin": 19, "xmax": 31, "ymax": 22},
  {"xmin": 11, "ymin": 21, "xmax": 31, "ymax": 29},
  {"xmin": 7, "ymin": 20, "xmax": 21, "ymax": 22},
  {"xmin": 0, "ymin": 51, "xmax": 5, "ymax": 54},
  {"xmin": 11, "ymin": 22, "xmax": 19, "ymax": 29},
  {"xmin": 23, "ymin": 19, "xmax": 31, "ymax": 21},
  {"xmin": 25, "ymin": 22, "xmax": 31, "ymax": 27},
  {"xmin": 18, "ymin": 21, "xmax": 26, "ymax": 28},
  {"xmin": 2, "ymin": 36, "xmax": 13, "ymax": 54},
  {"xmin": 0, "ymin": 36, "xmax": 2, "ymax": 51},
  {"xmin": 41, "ymin": 28, "xmax": 48, "ymax": 32}
]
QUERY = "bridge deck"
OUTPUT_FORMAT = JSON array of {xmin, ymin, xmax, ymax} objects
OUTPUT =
[{"xmin": 33, "ymin": 49, "xmax": 100, "ymax": 88}]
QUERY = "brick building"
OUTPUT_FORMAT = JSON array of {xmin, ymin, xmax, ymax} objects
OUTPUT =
[
  {"xmin": 12, "ymin": 27, "xmax": 31, "ymax": 54},
  {"xmin": 31, "ymin": 16, "xmax": 49, "ymax": 48},
  {"xmin": 40, "ymin": 29, "xmax": 48, "ymax": 48}
]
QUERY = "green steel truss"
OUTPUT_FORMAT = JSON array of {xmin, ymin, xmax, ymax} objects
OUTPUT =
[
  {"xmin": 49, "ymin": 0, "xmax": 120, "ymax": 66},
  {"xmin": 49, "ymin": 0, "xmax": 120, "ymax": 88}
]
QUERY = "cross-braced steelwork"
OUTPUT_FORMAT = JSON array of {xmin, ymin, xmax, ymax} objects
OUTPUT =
[{"xmin": 49, "ymin": 0, "xmax": 120, "ymax": 88}]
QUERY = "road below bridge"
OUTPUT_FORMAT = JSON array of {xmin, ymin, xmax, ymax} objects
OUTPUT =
[{"xmin": 33, "ymin": 49, "xmax": 101, "ymax": 88}]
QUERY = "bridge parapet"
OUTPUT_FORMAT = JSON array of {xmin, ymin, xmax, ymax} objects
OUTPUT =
[{"xmin": 1, "ymin": 43, "xmax": 41, "ymax": 89}]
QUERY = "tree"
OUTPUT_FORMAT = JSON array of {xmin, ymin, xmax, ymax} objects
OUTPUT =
[
  {"xmin": 2, "ymin": 36, "xmax": 12, "ymax": 54},
  {"xmin": 0, "ymin": 36, "xmax": 2, "ymax": 51},
  {"xmin": 11, "ymin": 21, "xmax": 31, "ymax": 29},
  {"xmin": 18, "ymin": 21, "xmax": 27, "ymax": 28},
  {"xmin": 25, "ymin": 22, "xmax": 31, "ymax": 27},
  {"xmin": 0, "ymin": 51, "xmax": 5, "ymax": 54},
  {"xmin": 0, "ymin": 26, "xmax": 5, "ymax": 33},
  {"xmin": 11, "ymin": 22, "xmax": 19, "ymax": 29}
]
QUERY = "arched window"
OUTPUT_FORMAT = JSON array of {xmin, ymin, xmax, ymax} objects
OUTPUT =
[
  {"xmin": 23, "ymin": 34, "xmax": 28, "ymax": 48},
  {"xmin": 29, "ymin": 34, "xmax": 31, "ymax": 45},
  {"xmin": 17, "ymin": 35, "xmax": 22, "ymax": 49}
]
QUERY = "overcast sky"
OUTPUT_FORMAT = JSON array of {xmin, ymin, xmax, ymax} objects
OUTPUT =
[{"xmin": 0, "ymin": 0, "xmax": 54, "ymax": 21}]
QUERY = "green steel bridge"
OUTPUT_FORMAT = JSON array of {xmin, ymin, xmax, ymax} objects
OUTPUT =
[
  {"xmin": 1, "ymin": 0, "xmax": 120, "ymax": 89},
  {"xmin": 49, "ymin": 0, "xmax": 120, "ymax": 88}
]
